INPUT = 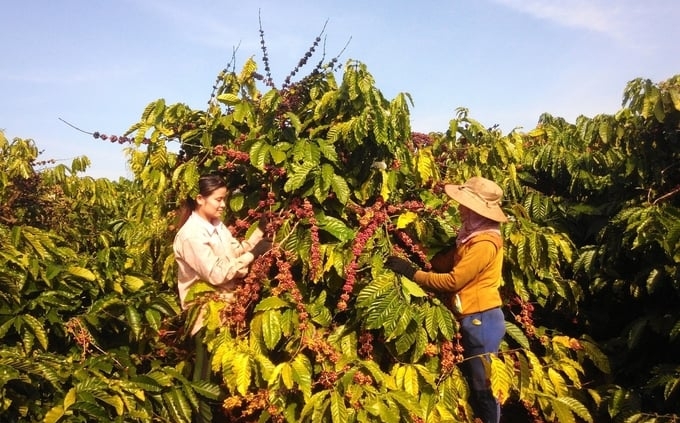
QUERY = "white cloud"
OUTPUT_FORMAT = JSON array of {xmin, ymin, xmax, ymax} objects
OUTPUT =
[
  {"xmin": 491, "ymin": 0, "xmax": 637, "ymax": 41},
  {"xmin": 128, "ymin": 0, "xmax": 257, "ymax": 51}
]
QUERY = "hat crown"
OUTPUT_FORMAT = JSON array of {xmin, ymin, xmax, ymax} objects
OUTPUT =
[
  {"xmin": 443, "ymin": 176, "xmax": 508, "ymax": 222},
  {"xmin": 462, "ymin": 176, "xmax": 503, "ymax": 205}
]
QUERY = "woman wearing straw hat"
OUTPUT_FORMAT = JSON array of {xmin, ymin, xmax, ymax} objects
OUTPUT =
[{"xmin": 386, "ymin": 176, "xmax": 508, "ymax": 423}]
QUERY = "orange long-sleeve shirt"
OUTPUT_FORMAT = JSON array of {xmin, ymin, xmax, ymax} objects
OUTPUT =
[{"xmin": 413, "ymin": 232, "xmax": 503, "ymax": 317}]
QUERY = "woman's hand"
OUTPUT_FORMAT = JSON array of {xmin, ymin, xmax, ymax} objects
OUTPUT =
[
  {"xmin": 258, "ymin": 214, "xmax": 269, "ymax": 232},
  {"xmin": 385, "ymin": 256, "xmax": 418, "ymax": 279},
  {"xmin": 250, "ymin": 238, "xmax": 273, "ymax": 257}
]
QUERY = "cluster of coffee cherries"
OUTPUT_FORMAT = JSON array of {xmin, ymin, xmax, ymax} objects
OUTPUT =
[
  {"xmin": 510, "ymin": 295, "xmax": 536, "ymax": 338},
  {"xmin": 222, "ymin": 388, "xmax": 281, "ymax": 422},
  {"xmin": 357, "ymin": 331, "xmax": 374, "ymax": 360},
  {"xmin": 64, "ymin": 317, "xmax": 95, "ymax": 361},
  {"xmin": 92, "ymin": 131, "xmax": 149, "ymax": 145},
  {"xmin": 338, "ymin": 197, "xmax": 390, "ymax": 311}
]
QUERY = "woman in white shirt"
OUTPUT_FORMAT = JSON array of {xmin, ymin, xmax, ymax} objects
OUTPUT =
[
  {"xmin": 173, "ymin": 175, "xmax": 271, "ymax": 315},
  {"xmin": 172, "ymin": 174, "xmax": 272, "ymax": 421}
]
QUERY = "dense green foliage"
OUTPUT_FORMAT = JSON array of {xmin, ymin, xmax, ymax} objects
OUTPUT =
[{"xmin": 0, "ymin": 30, "xmax": 678, "ymax": 422}]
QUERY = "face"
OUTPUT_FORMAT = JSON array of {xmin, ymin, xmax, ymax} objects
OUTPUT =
[
  {"xmin": 195, "ymin": 187, "xmax": 227, "ymax": 222},
  {"xmin": 458, "ymin": 204, "xmax": 472, "ymax": 222}
]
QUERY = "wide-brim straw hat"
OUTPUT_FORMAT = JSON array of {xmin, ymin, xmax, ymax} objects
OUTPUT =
[{"xmin": 444, "ymin": 176, "xmax": 508, "ymax": 223}]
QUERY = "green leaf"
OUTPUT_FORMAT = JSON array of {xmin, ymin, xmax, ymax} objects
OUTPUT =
[
  {"xmin": 162, "ymin": 388, "xmax": 192, "ymax": 423},
  {"xmin": 102, "ymin": 393, "xmax": 126, "ymax": 416},
  {"xmin": 254, "ymin": 296, "xmax": 289, "ymax": 311},
  {"xmin": 262, "ymin": 310, "xmax": 282, "ymax": 350},
  {"xmin": 356, "ymin": 274, "xmax": 393, "ymax": 308},
  {"xmin": 144, "ymin": 308, "xmax": 161, "ymax": 331},
  {"xmin": 284, "ymin": 161, "xmax": 315, "ymax": 193},
  {"xmin": 21, "ymin": 314, "xmax": 48, "ymax": 350},
  {"xmin": 125, "ymin": 305, "xmax": 143, "ymax": 339},
  {"xmin": 292, "ymin": 354, "xmax": 313, "ymax": 399},
  {"xmin": 300, "ymin": 391, "xmax": 330, "ymax": 421},
  {"xmin": 123, "ymin": 274, "xmax": 145, "ymax": 292},
  {"xmin": 285, "ymin": 112, "xmax": 303, "ymax": 135},
  {"xmin": 330, "ymin": 391, "xmax": 348, "ymax": 423},
  {"xmin": 318, "ymin": 215, "xmax": 354, "ymax": 242},
  {"xmin": 316, "ymin": 139, "xmax": 339, "ymax": 163},
  {"xmin": 229, "ymin": 191, "xmax": 245, "ymax": 211},
  {"xmin": 269, "ymin": 145, "xmax": 288, "ymax": 164},
  {"xmin": 249, "ymin": 140, "xmax": 270, "ymax": 170},
  {"xmin": 505, "ymin": 321, "xmax": 530, "ymax": 349},
  {"xmin": 69, "ymin": 401, "xmax": 109, "ymax": 421},
  {"xmin": 434, "ymin": 305, "xmax": 455, "ymax": 339},
  {"xmin": 366, "ymin": 397, "xmax": 400, "ymax": 423},
  {"xmin": 131, "ymin": 375, "xmax": 163, "ymax": 392},
  {"xmin": 330, "ymin": 174, "xmax": 350, "ymax": 204}
]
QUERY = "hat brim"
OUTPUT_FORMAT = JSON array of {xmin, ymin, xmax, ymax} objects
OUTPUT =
[{"xmin": 444, "ymin": 184, "xmax": 508, "ymax": 222}]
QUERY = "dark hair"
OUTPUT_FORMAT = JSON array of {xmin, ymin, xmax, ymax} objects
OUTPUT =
[{"xmin": 175, "ymin": 174, "xmax": 227, "ymax": 229}]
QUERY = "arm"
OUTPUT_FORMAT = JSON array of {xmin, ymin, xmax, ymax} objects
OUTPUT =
[
  {"xmin": 240, "ymin": 227, "xmax": 265, "ymax": 258},
  {"xmin": 429, "ymin": 244, "xmax": 457, "ymax": 272},
  {"xmin": 413, "ymin": 240, "xmax": 499, "ymax": 292},
  {"xmin": 178, "ymin": 236, "xmax": 254, "ymax": 287}
]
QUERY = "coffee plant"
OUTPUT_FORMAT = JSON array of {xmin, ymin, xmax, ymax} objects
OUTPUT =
[{"xmin": 1, "ymin": 26, "xmax": 678, "ymax": 422}]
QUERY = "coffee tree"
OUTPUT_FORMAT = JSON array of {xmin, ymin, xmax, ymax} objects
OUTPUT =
[{"xmin": 110, "ymin": 29, "xmax": 604, "ymax": 421}]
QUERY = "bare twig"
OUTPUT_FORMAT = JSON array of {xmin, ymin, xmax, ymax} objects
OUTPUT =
[
  {"xmin": 58, "ymin": 117, "xmax": 93, "ymax": 135},
  {"xmin": 652, "ymin": 185, "xmax": 680, "ymax": 205}
]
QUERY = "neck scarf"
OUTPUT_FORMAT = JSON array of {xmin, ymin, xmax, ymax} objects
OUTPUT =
[{"xmin": 456, "ymin": 212, "xmax": 501, "ymax": 246}]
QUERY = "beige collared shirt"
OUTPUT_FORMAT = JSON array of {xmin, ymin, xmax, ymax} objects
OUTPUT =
[{"xmin": 173, "ymin": 212, "xmax": 263, "ymax": 309}]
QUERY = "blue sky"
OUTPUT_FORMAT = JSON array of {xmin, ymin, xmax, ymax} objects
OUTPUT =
[{"xmin": 2, "ymin": 0, "xmax": 679, "ymax": 179}]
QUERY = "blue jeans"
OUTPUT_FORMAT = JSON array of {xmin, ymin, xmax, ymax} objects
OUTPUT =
[{"xmin": 459, "ymin": 307, "xmax": 505, "ymax": 423}]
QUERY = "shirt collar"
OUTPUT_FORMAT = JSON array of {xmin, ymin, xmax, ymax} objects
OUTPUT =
[{"xmin": 191, "ymin": 211, "xmax": 221, "ymax": 235}]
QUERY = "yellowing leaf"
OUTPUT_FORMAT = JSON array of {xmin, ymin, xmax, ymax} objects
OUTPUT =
[
  {"xmin": 527, "ymin": 127, "xmax": 546, "ymax": 137},
  {"xmin": 281, "ymin": 362, "xmax": 294, "ymax": 389},
  {"xmin": 234, "ymin": 352, "xmax": 252, "ymax": 395},
  {"xmin": 379, "ymin": 169, "xmax": 391, "ymax": 201},
  {"xmin": 216, "ymin": 93, "xmax": 240, "ymax": 105},
  {"xmin": 490, "ymin": 355, "xmax": 514, "ymax": 404},
  {"xmin": 669, "ymin": 87, "xmax": 680, "ymax": 111},
  {"xmin": 552, "ymin": 335, "xmax": 572, "ymax": 349},
  {"xmin": 43, "ymin": 405, "xmax": 65, "ymax": 423},
  {"xmin": 123, "ymin": 275, "xmax": 145, "ymax": 292},
  {"xmin": 401, "ymin": 279, "xmax": 427, "ymax": 298},
  {"xmin": 416, "ymin": 151, "xmax": 435, "ymax": 182},
  {"xmin": 67, "ymin": 266, "xmax": 96, "ymax": 282},
  {"xmin": 64, "ymin": 387, "xmax": 77, "ymax": 410},
  {"xmin": 396, "ymin": 211, "xmax": 418, "ymax": 229},
  {"xmin": 403, "ymin": 365, "xmax": 419, "ymax": 396}
]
